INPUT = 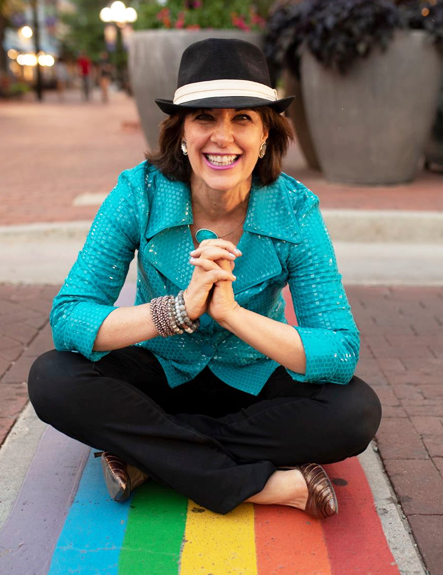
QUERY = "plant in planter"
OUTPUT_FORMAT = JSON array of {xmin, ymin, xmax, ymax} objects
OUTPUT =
[
  {"xmin": 264, "ymin": 0, "xmax": 443, "ymax": 184},
  {"xmin": 134, "ymin": 0, "xmax": 268, "ymax": 31},
  {"xmin": 129, "ymin": 0, "xmax": 272, "ymax": 147}
]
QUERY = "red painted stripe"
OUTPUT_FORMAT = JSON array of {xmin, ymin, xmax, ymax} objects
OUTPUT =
[
  {"xmin": 283, "ymin": 287, "xmax": 399, "ymax": 573},
  {"xmin": 322, "ymin": 459, "xmax": 400, "ymax": 574},
  {"xmin": 254, "ymin": 504, "xmax": 332, "ymax": 575}
]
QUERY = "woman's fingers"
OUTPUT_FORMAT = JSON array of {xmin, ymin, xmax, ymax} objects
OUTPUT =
[
  {"xmin": 190, "ymin": 239, "xmax": 242, "ymax": 259},
  {"xmin": 190, "ymin": 254, "xmax": 236, "ymax": 271},
  {"xmin": 190, "ymin": 246, "xmax": 240, "ymax": 263},
  {"xmin": 190, "ymin": 258, "xmax": 236, "ymax": 281}
]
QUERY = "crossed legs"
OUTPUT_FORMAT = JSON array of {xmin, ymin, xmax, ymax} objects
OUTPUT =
[{"xmin": 28, "ymin": 347, "xmax": 381, "ymax": 515}]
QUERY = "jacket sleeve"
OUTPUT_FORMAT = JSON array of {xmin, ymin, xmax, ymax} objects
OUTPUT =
[
  {"xmin": 286, "ymin": 186, "xmax": 360, "ymax": 384},
  {"xmin": 50, "ymin": 167, "xmax": 144, "ymax": 361}
]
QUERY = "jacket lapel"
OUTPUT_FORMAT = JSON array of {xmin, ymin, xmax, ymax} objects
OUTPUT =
[
  {"xmin": 232, "ymin": 178, "xmax": 301, "ymax": 294},
  {"xmin": 144, "ymin": 170, "xmax": 194, "ymax": 290},
  {"xmin": 144, "ymin": 226, "xmax": 195, "ymax": 290}
]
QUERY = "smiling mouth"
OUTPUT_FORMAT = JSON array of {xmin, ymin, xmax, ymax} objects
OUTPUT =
[{"xmin": 204, "ymin": 154, "xmax": 240, "ymax": 167}]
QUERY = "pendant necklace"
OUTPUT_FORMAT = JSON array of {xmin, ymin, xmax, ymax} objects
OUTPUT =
[{"xmin": 194, "ymin": 215, "xmax": 247, "ymax": 244}]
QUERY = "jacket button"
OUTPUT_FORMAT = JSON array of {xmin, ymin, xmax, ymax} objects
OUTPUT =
[
  {"xmin": 201, "ymin": 344, "xmax": 215, "ymax": 356},
  {"xmin": 199, "ymin": 313, "xmax": 212, "ymax": 328}
]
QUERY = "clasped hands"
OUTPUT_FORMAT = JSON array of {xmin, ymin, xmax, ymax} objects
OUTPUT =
[{"xmin": 183, "ymin": 239, "xmax": 242, "ymax": 325}]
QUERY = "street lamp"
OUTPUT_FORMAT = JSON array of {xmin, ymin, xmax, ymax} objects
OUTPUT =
[
  {"xmin": 20, "ymin": 26, "xmax": 33, "ymax": 39},
  {"xmin": 99, "ymin": 2, "xmax": 137, "ymax": 89},
  {"xmin": 100, "ymin": 2, "xmax": 138, "ymax": 25}
]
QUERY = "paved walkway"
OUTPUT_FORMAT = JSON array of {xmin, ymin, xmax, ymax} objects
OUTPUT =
[{"xmin": 1, "ymin": 88, "xmax": 442, "ymax": 573}]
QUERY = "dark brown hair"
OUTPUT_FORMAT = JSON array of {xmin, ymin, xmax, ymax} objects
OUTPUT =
[{"xmin": 145, "ymin": 107, "xmax": 294, "ymax": 186}]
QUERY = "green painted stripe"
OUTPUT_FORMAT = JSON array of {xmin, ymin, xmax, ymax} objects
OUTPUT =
[{"xmin": 118, "ymin": 482, "xmax": 188, "ymax": 575}]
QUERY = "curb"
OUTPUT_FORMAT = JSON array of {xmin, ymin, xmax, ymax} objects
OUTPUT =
[
  {"xmin": 359, "ymin": 444, "xmax": 427, "ymax": 575},
  {"xmin": 1, "ymin": 209, "xmax": 443, "ymax": 244}
]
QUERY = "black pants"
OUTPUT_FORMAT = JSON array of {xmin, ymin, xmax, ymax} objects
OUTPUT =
[{"xmin": 28, "ymin": 347, "xmax": 382, "ymax": 514}]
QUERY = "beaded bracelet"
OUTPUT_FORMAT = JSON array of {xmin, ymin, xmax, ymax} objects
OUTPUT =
[{"xmin": 150, "ymin": 291, "xmax": 199, "ymax": 337}]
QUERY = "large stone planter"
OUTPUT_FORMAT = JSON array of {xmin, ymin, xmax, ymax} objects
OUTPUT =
[
  {"xmin": 425, "ymin": 66, "xmax": 443, "ymax": 171},
  {"xmin": 301, "ymin": 30, "xmax": 443, "ymax": 185},
  {"xmin": 128, "ymin": 30, "xmax": 263, "ymax": 150},
  {"xmin": 283, "ymin": 69, "xmax": 320, "ymax": 170}
]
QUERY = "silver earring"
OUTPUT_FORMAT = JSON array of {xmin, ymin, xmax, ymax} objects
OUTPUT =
[
  {"xmin": 181, "ymin": 140, "xmax": 188, "ymax": 156},
  {"xmin": 259, "ymin": 141, "xmax": 267, "ymax": 159}
]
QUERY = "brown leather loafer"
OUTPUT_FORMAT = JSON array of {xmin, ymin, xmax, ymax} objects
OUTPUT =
[
  {"xmin": 296, "ymin": 463, "xmax": 338, "ymax": 519},
  {"xmin": 96, "ymin": 452, "xmax": 149, "ymax": 503}
]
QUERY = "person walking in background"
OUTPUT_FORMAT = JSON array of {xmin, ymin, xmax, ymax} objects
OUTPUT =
[
  {"xmin": 77, "ymin": 50, "xmax": 92, "ymax": 101},
  {"xmin": 55, "ymin": 56, "xmax": 69, "ymax": 101},
  {"xmin": 98, "ymin": 52, "xmax": 113, "ymax": 104}
]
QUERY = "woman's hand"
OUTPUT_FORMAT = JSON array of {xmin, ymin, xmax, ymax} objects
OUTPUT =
[
  {"xmin": 184, "ymin": 239, "xmax": 241, "ymax": 321},
  {"xmin": 208, "ymin": 258, "xmax": 240, "ymax": 324}
]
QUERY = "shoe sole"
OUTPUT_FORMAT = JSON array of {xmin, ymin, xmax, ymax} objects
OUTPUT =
[{"xmin": 101, "ymin": 455, "xmax": 130, "ymax": 503}]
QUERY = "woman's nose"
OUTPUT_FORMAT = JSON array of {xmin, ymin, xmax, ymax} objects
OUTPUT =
[{"xmin": 210, "ymin": 119, "xmax": 234, "ymax": 147}]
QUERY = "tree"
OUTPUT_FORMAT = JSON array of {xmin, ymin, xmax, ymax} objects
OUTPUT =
[
  {"xmin": 59, "ymin": 0, "xmax": 110, "ymax": 61},
  {"xmin": 0, "ymin": 0, "xmax": 25, "ymax": 73}
]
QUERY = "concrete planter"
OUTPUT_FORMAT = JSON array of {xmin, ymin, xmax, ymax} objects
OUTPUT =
[
  {"xmin": 283, "ymin": 69, "xmax": 321, "ymax": 170},
  {"xmin": 128, "ymin": 30, "xmax": 263, "ymax": 150},
  {"xmin": 425, "ymin": 66, "xmax": 443, "ymax": 171},
  {"xmin": 301, "ymin": 30, "xmax": 443, "ymax": 185}
]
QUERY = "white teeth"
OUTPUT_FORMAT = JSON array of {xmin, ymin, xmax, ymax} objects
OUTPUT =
[{"xmin": 206, "ymin": 154, "xmax": 238, "ymax": 166}]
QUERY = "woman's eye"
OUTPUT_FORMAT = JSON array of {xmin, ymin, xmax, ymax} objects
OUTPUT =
[
  {"xmin": 235, "ymin": 114, "xmax": 252, "ymax": 121},
  {"xmin": 195, "ymin": 114, "xmax": 213, "ymax": 121}
]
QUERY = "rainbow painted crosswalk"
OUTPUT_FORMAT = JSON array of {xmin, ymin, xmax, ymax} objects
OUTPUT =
[{"xmin": 39, "ymin": 449, "xmax": 399, "ymax": 575}]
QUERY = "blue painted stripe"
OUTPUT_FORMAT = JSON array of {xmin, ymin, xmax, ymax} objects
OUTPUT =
[{"xmin": 48, "ymin": 451, "xmax": 132, "ymax": 575}]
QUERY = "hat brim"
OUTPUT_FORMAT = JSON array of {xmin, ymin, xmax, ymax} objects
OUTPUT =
[{"xmin": 155, "ymin": 95, "xmax": 295, "ymax": 115}]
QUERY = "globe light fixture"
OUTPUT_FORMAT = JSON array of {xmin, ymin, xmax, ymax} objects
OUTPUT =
[
  {"xmin": 125, "ymin": 7, "xmax": 138, "ymax": 23},
  {"xmin": 99, "ymin": 7, "xmax": 112, "ymax": 22},
  {"xmin": 20, "ymin": 26, "xmax": 33, "ymax": 39}
]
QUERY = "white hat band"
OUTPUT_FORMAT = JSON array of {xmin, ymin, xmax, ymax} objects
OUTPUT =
[{"xmin": 173, "ymin": 79, "xmax": 278, "ymax": 105}]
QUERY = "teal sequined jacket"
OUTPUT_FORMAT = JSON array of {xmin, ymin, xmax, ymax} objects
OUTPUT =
[{"xmin": 50, "ymin": 161, "xmax": 360, "ymax": 395}]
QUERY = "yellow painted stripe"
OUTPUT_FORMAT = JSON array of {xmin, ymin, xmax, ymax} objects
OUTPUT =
[{"xmin": 180, "ymin": 500, "xmax": 258, "ymax": 575}]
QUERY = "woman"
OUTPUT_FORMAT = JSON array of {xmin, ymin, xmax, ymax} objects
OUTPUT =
[{"xmin": 28, "ymin": 39, "xmax": 381, "ymax": 518}]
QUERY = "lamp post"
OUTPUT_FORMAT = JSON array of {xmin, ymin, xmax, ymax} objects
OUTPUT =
[
  {"xmin": 25, "ymin": 1, "xmax": 43, "ymax": 101},
  {"xmin": 99, "ymin": 2, "xmax": 137, "ymax": 90}
]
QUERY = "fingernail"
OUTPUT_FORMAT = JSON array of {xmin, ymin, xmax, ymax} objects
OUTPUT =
[
  {"xmin": 232, "ymin": 275, "xmax": 237, "ymax": 280},
  {"xmin": 228, "ymin": 252, "xmax": 236, "ymax": 258},
  {"xmin": 190, "ymin": 250, "xmax": 197, "ymax": 255},
  {"xmin": 234, "ymin": 248, "xmax": 242, "ymax": 255},
  {"xmin": 190, "ymin": 257, "xmax": 197, "ymax": 262}
]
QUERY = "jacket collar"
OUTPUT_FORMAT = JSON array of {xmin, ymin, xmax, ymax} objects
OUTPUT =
[
  {"xmin": 145, "ymin": 169, "xmax": 300, "ymax": 243},
  {"xmin": 143, "ymin": 168, "xmax": 301, "ymax": 294}
]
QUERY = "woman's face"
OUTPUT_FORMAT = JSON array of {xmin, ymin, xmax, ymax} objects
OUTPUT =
[{"xmin": 183, "ymin": 108, "xmax": 268, "ymax": 194}]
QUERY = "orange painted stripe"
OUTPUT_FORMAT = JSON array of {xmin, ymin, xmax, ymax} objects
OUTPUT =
[
  {"xmin": 322, "ymin": 459, "xmax": 400, "ymax": 575},
  {"xmin": 254, "ymin": 504, "xmax": 332, "ymax": 575}
]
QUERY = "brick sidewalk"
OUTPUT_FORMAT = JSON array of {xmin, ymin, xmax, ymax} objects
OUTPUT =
[
  {"xmin": 0, "ymin": 283, "xmax": 442, "ymax": 573},
  {"xmin": 0, "ymin": 285, "xmax": 56, "ymax": 442},
  {"xmin": 0, "ymin": 90, "xmax": 146, "ymax": 226},
  {"xmin": 1, "ymin": 89, "xmax": 442, "ymax": 228}
]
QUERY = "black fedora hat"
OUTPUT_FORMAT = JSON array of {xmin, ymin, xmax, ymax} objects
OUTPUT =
[{"xmin": 155, "ymin": 38, "xmax": 295, "ymax": 115}]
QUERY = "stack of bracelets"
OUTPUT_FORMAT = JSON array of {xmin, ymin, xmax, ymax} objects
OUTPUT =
[{"xmin": 150, "ymin": 290, "xmax": 200, "ymax": 337}]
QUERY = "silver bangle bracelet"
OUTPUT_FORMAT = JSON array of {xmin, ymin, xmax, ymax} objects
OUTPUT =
[{"xmin": 150, "ymin": 291, "xmax": 199, "ymax": 337}]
